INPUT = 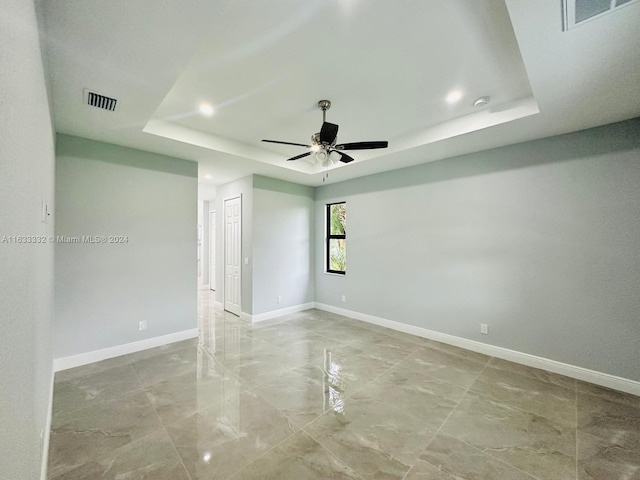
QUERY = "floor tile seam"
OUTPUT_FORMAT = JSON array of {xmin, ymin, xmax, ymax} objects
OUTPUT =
[
  {"xmin": 394, "ymin": 356, "xmax": 485, "ymax": 386},
  {"xmin": 446, "ymin": 436, "xmax": 544, "ymax": 480},
  {"xmin": 197, "ymin": 344, "xmax": 247, "ymax": 384},
  {"xmin": 465, "ymin": 381, "xmax": 579, "ymax": 431},
  {"xmin": 301, "ymin": 358, "xmax": 437, "ymax": 435},
  {"xmin": 481, "ymin": 361, "xmax": 579, "ymax": 396},
  {"xmin": 147, "ymin": 396, "xmax": 194, "ymax": 480},
  {"xmin": 154, "ymin": 408, "xmax": 194, "ymax": 480},
  {"xmin": 50, "ymin": 383, "xmax": 155, "ymax": 425},
  {"xmin": 418, "ymin": 344, "xmax": 492, "ymax": 369},
  {"xmin": 300, "ymin": 426, "xmax": 374, "ymax": 480},
  {"xmin": 48, "ymin": 413, "xmax": 171, "ymax": 480},
  {"xmin": 313, "ymin": 435, "xmax": 368, "ymax": 480},
  {"xmin": 486, "ymin": 358, "xmax": 578, "ymax": 391},
  {"xmin": 409, "ymin": 359, "xmax": 548, "ymax": 480},
  {"xmin": 343, "ymin": 350, "xmax": 412, "ymax": 372},
  {"xmin": 405, "ymin": 361, "xmax": 489, "ymax": 477},
  {"xmin": 576, "ymin": 387, "xmax": 640, "ymax": 410},
  {"xmin": 434, "ymin": 360, "xmax": 572, "ymax": 480},
  {"xmin": 55, "ymin": 359, "xmax": 135, "ymax": 383},
  {"xmin": 305, "ymin": 331, "xmax": 354, "ymax": 347},
  {"xmin": 397, "ymin": 431, "xmax": 439, "ymax": 480},
  {"xmin": 373, "ymin": 331, "xmax": 430, "ymax": 348},
  {"xmin": 224, "ymin": 428, "xmax": 302, "ymax": 480},
  {"xmin": 126, "ymin": 342, "xmax": 200, "ymax": 366},
  {"xmin": 134, "ymin": 365, "xmax": 233, "ymax": 391},
  {"xmin": 429, "ymin": 360, "xmax": 490, "ymax": 441},
  {"xmin": 128, "ymin": 362, "xmax": 187, "ymax": 437},
  {"xmin": 338, "ymin": 358, "xmax": 405, "ymax": 405},
  {"xmin": 339, "ymin": 340, "xmax": 422, "ymax": 361},
  {"xmin": 129, "ymin": 358, "xmax": 174, "ymax": 391},
  {"xmin": 452, "ymin": 355, "xmax": 579, "ymax": 430},
  {"xmin": 51, "ymin": 384, "xmax": 147, "ymax": 421}
]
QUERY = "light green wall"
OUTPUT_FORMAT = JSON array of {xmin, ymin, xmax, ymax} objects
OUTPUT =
[
  {"xmin": 252, "ymin": 175, "xmax": 315, "ymax": 315},
  {"xmin": 54, "ymin": 135, "xmax": 198, "ymax": 357},
  {"xmin": 315, "ymin": 118, "xmax": 640, "ymax": 381}
]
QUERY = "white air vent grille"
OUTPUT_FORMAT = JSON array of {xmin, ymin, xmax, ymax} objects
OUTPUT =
[
  {"xmin": 563, "ymin": 0, "xmax": 640, "ymax": 30},
  {"xmin": 83, "ymin": 89, "xmax": 118, "ymax": 112}
]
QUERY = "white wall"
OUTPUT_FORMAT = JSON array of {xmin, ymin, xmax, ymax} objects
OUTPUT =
[
  {"xmin": 315, "ymin": 118, "xmax": 640, "ymax": 382},
  {"xmin": 252, "ymin": 176, "xmax": 315, "ymax": 314},
  {"xmin": 0, "ymin": 0, "xmax": 55, "ymax": 477},
  {"xmin": 54, "ymin": 135, "xmax": 198, "ymax": 358}
]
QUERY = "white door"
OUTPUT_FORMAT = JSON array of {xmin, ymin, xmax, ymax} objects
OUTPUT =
[
  {"xmin": 209, "ymin": 211, "xmax": 216, "ymax": 291},
  {"xmin": 224, "ymin": 196, "xmax": 241, "ymax": 316}
]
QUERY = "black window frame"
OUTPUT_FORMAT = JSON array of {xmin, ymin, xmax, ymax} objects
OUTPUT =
[{"xmin": 326, "ymin": 202, "xmax": 346, "ymax": 275}]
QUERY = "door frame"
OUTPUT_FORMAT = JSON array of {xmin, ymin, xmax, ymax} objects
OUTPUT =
[
  {"xmin": 223, "ymin": 194, "xmax": 242, "ymax": 316},
  {"xmin": 209, "ymin": 210, "xmax": 216, "ymax": 291}
]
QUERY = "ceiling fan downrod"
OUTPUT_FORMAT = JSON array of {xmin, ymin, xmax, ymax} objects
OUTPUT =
[{"xmin": 318, "ymin": 99, "xmax": 331, "ymax": 124}]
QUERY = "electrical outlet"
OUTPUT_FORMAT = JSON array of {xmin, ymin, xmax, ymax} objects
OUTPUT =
[
  {"xmin": 139, "ymin": 320, "xmax": 147, "ymax": 331},
  {"xmin": 277, "ymin": 295, "xmax": 282, "ymax": 303},
  {"xmin": 341, "ymin": 295, "xmax": 346, "ymax": 303},
  {"xmin": 480, "ymin": 324, "xmax": 489, "ymax": 335}
]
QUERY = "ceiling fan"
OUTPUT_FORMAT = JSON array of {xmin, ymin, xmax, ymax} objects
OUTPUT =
[{"xmin": 262, "ymin": 100, "xmax": 389, "ymax": 164}]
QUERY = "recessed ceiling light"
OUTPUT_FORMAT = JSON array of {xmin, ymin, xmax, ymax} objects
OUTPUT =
[
  {"xmin": 446, "ymin": 90, "xmax": 463, "ymax": 104},
  {"xmin": 199, "ymin": 103, "xmax": 214, "ymax": 117},
  {"xmin": 473, "ymin": 96, "xmax": 491, "ymax": 107},
  {"xmin": 204, "ymin": 174, "xmax": 212, "ymax": 180}
]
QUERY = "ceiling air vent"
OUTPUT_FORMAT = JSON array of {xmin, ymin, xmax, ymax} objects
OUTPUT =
[
  {"xmin": 83, "ymin": 89, "xmax": 118, "ymax": 112},
  {"xmin": 563, "ymin": 0, "xmax": 639, "ymax": 30}
]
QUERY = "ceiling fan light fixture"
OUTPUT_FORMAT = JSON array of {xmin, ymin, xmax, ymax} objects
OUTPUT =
[
  {"xmin": 315, "ymin": 150, "xmax": 328, "ymax": 162},
  {"xmin": 310, "ymin": 144, "xmax": 320, "ymax": 152}
]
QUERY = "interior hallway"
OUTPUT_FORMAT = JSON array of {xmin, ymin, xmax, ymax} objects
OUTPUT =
[{"xmin": 46, "ymin": 290, "xmax": 640, "ymax": 480}]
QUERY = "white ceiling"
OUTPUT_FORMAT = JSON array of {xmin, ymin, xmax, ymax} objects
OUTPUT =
[{"xmin": 41, "ymin": 0, "xmax": 640, "ymax": 191}]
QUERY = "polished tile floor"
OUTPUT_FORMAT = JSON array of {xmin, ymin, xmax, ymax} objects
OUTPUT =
[{"xmin": 47, "ymin": 291, "xmax": 640, "ymax": 479}]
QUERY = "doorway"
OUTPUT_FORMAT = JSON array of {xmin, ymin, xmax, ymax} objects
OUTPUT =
[
  {"xmin": 209, "ymin": 210, "xmax": 216, "ymax": 291},
  {"xmin": 223, "ymin": 195, "xmax": 241, "ymax": 316}
]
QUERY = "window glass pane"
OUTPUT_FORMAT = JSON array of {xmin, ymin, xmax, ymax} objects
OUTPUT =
[
  {"xmin": 329, "ymin": 238, "xmax": 346, "ymax": 271},
  {"xmin": 330, "ymin": 203, "xmax": 346, "ymax": 235},
  {"xmin": 575, "ymin": 0, "xmax": 610, "ymax": 23}
]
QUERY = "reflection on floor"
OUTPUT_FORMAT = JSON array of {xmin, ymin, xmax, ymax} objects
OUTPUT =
[{"xmin": 47, "ymin": 290, "xmax": 640, "ymax": 479}]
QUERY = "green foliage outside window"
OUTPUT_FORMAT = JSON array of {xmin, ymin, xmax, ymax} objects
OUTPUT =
[{"xmin": 327, "ymin": 203, "xmax": 346, "ymax": 273}]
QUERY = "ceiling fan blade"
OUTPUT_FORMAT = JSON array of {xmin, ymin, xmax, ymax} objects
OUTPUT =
[
  {"xmin": 335, "ymin": 141, "xmax": 388, "ymax": 150},
  {"xmin": 262, "ymin": 139, "xmax": 311, "ymax": 148},
  {"xmin": 287, "ymin": 151, "xmax": 312, "ymax": 161},
  {"xmin": 337, "ymin": 151, "xmax": 355, "ymax": 163},
  {"xmin": 320, "ymin": 122, "xmax": 339, "ymax": 144}
]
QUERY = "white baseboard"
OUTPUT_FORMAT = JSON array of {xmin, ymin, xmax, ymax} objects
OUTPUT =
[
  {"xmin": 313, "ymin": 303, "xmax": 640, "ymax": 396},
  {"xmin": 40, "ymin": 369, "xmax": 54, "ymax": 480},
  {"xmin": 53, "ymin": 328, "xmax": 199, "ymax": 372},
  {"xmin": 247, "ymin": 302, "xmax": 316, "ymax": 324}
]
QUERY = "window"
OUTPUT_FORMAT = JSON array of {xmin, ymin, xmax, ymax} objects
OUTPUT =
[
  {"xmin": 326, "ymin": 202, "xmax": 346, "ymax": 274},
  {"xmin": 563, "ymin": 0, "xmax": 640, "ymax": 30}
]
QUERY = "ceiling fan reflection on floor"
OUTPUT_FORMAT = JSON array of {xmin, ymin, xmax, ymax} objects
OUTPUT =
[{"xmin": 262, "ymin": 100, "xmax": 389, "ymax": 165}]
